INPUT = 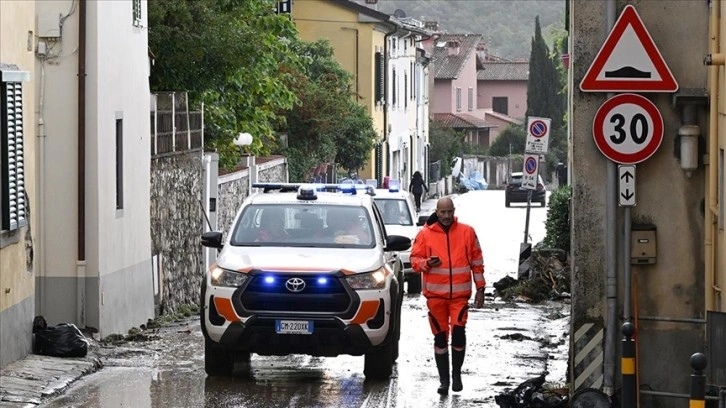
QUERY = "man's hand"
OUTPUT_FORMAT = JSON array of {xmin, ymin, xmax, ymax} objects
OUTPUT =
[
  {"xmin": 427, "ymin": 256, "xmax": 442, "ymax": 267},
  {"xmin": 474, "ymin": 288, "xmax": 485, "ymax": 308}
]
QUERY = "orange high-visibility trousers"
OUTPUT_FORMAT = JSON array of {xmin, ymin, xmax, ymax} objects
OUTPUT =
[{"xmin": 427, "ymin": 297, "xmax": 469, "ymax": 339}]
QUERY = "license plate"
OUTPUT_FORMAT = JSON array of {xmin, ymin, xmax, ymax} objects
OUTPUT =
[{"xmin": 275, "ymin": 320, "xmax": 313, "ymax": 334}]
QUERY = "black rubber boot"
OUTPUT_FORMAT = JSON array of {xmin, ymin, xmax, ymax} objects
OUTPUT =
[
  {"xmin": 451, "ymin": 349, "xmax": 465, "ymax": 392},
  {"xmin": 435, "ymin": 353, "xmax": 450, "ymax": 395}
]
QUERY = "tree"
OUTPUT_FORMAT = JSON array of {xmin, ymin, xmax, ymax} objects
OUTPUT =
[
  {"xmin": 488, "ymin": 124, "xmax": 526, "ymax": 157},
  {"xmin": 279, "ymin": 40, "xmax": 376, "ymax": 182},
  {"xmin": 148, "ymin": 0, "xmax": 301, "ymax": 169},
  {"xmin": 526, "ymin": 16, "xmax": 565, "ymax": 131},
  {"xmin": 429, "ymin": 124, "xmax": 467, "ymax": 177}
]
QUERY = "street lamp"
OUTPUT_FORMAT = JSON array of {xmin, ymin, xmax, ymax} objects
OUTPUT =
[
  {"xmin": 234, "ymin": 132, "xmax": 253, "ymax": 149},
  {"xmin": 234, "ymin": 132, "xmax": 255, "ymax": 169},
  {"xmin": 234, "ymin": 132, "xmax": 257, "ymax": 190}
]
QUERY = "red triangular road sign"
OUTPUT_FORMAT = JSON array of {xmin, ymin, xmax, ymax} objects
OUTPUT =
[{"xmin": 580, "ymin": 5, "xmax": 678, "ymax": 93}]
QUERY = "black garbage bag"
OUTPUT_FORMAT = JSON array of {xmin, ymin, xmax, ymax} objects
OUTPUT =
[
  {"xmin": 34, "ymin": 321, "xmax": 89, "ymax": 358},
  {"xmin": 495, "ymin": 372, "xmax": 569, "ymax": 408}
]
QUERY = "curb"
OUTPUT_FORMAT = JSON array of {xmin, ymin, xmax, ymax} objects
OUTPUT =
[{"xmin": 0, "ymin": 354, "xmax": 102, "ymax": 406}]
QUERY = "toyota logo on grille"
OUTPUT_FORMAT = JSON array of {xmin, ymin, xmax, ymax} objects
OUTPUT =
[{"xmin": 285, "ymin": 278, "xmax": 306, "ymax": 293}]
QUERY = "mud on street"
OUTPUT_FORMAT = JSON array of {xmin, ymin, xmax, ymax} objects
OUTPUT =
[{"xmin": 38, "ymin": 293, "xmax": 569, "ymax": 408}]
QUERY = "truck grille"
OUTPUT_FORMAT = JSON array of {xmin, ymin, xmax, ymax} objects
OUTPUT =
[{"xmin": 240, "ymin": 273, "xmax": 352, "ymax": 313}]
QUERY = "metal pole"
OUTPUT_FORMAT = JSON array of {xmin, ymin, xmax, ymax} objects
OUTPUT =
[
  {"xmin": 624, "ymin": 206, "xmax": 632, "ymax": 321},
  {"xmin": 690, "ymin": 353, "xmax": 708, "ymax": 408},
  {"xmin": 523, "ymin": 189, "xmax": 532, "ymax": 243},
  {"xmin": 603, "ymin": 0, "xmax": 618, "ymax": 395},
  {"xmin": 621, "ymin": 322, "xmax": 636, "ymax": 408}
]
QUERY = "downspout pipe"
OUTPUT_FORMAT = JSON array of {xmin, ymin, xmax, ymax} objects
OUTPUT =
[
  {"xmin": 77, "ymin": 0, "xmax": 87, "ymax": 326},
  {"xmin": 705, "ymin": 0, "xmax": 721, "ymax": 309},
  {"xmin": 603, "ymin": 0, "xmax": 618, "ymax": 397}
]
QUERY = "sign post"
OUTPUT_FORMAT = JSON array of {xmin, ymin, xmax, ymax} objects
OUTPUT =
[{"xmin": 518, "ymin": 118, "xmax": 551, "ymax": 279}]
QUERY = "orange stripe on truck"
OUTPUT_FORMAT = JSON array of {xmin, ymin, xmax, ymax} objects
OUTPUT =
[
  {"xmin": 351, "ymin": 300, "xmax": 380, "ymax": 324},
  {"xmin": 213, "ymin": 297, "xmax": 240, "ymax": 322}
]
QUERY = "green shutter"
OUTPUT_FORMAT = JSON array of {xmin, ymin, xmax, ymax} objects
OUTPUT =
[
  {"xmin": 375, "ymin": 52, "xmax": 384, "ymax": 103},
  {"xmin": 1, "ymin": 80, "xmax": 27, "ymax": 231}
]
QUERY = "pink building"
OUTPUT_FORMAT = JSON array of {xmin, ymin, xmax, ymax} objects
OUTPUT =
[
  {"xmin": 477, "ymin": 61, "xmax": 529, "ymax": 140},
  {"xmin": 426, "ymin": 33, "xmax": 495, "ymax": 151}
]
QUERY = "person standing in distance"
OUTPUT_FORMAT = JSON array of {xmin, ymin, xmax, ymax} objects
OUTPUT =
[
  {"xmin": 409, "ymin": 171, "xmax": 429, "ymax": 212},
  {"xmin": 409, "ymin": 196, "xmax": 485, "ymax": 395}
]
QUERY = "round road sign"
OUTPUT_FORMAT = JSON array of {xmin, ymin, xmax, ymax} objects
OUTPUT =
[
  {"xmin": 592, "ymin": 93, "xmax": 663, "ymax": 164},
  {"xmin": 529, "ymin": 120, "xmax": 548, "ymax": 138},
  {"xmin": 525, "ymin": 156, "xmax": 538, "ymax": 174}
]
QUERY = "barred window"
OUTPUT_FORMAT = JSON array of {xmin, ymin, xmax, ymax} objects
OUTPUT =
[
  {"xmin": 1, "ymin": 69, "xmax": 30, "ymax": 232},
  {"xmin": 133, "ymin": 0, "xmax": 142, "ymax": 27},
  {"xmin": 456, "ymin": 87, "xmax": 462, "ymax": 112}
]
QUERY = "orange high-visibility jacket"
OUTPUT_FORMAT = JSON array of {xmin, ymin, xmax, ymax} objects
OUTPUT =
[{"xmin": 410, "ymin": 217, "xmax": 485, "ymax": 299}]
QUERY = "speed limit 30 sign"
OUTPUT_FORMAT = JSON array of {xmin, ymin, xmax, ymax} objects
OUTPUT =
[{"xmin": 592, "ymin": 93, "xmax": 663, "ymax": 164}]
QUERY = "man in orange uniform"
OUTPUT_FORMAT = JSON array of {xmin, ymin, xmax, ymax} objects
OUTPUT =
[{"xmin": 410, "ymin": 196, "xmax": 485, "ymax": 395}]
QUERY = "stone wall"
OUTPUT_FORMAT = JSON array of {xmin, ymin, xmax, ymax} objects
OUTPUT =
[
  {"xmin": 150, "ymin": 150, "xmax": 204, "ymax": 314},
  {"xmin": 217, "ymin": 170, "xmax": 249, "ymax": 237},
  {"xmin": 150, "ymin": 153, "xmax": 287, "ymax": 314},
  {"xmin": 217, "ymin": 156, "xmax": 288, "ymax": 235}
]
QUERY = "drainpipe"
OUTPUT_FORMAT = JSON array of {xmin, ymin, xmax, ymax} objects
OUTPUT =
[
  {"xmin": 38, "ymin": 59, "xmax": 47, "ymax": 315},
  {"xmin": 603, "ymin": 0, "xmax": 618, "ymax": 397},
  {"xmin": 704, "ymin": 0, "xmax": 722, "ymax": 310},
  {"xmin": 76, "ymin": 0, "xmax": 87, "ymax": 326}
]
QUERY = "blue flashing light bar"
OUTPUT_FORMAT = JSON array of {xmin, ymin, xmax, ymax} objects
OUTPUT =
[
  {"xmin": 251, "ymin": 183, "xmax": 375, "ymax": 196},
  {"xmin": 388, "ymin": 179, "xmax": 401, "ymax": 192}
]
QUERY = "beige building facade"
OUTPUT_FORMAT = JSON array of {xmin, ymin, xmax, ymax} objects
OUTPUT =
[{"xmin": 0, "ymin": 0, "xmax": 37, "ymax": 368}]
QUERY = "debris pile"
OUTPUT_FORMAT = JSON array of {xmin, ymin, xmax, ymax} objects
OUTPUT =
[
  {"xmin": 495, "ymin": 253, "xmax": 570, "ymax": 303},
  {"xmin": 495, "ymin": 372, "xmax": 569, "ymax": 408}
]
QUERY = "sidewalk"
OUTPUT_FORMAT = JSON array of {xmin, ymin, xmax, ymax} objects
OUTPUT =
[{"xmin": 0, "ymin": 353, "xmax": 101, "ymax": 406}]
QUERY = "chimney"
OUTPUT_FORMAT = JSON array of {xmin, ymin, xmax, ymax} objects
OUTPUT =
[
  {"xmin": 447, "ymin": 40, "xmax": 460, "ymax": 56},
  {"xmin": 424, "ymin": 20, "xmax": 439, "ymax": 31}
]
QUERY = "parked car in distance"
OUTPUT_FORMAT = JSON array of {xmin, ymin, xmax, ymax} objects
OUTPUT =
[{"xmin": 505, "ymin": 172, "xmax": 546, "ymax": 207}]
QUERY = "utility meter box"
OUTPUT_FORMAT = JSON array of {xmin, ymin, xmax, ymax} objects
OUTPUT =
[{"xmin": 631, "ymin": 224, "xmax": 657, "ymax": 265}]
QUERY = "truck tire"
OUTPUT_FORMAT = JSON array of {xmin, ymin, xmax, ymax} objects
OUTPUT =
[
  {"xmin": 363, "ymin": 340, "xmax": 395, "ymax": 380},
  {"xmin": 205, "ymin": 338, "xmax": 234, "ymax": 376},
  {"xmin": 408, "ymin": 274, "xmax": 422, "ymax": 294}
]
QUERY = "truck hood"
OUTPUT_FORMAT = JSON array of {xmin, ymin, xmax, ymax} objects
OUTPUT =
[
  {"xmin": 384, "ymin": 224, "xmax": 419, "ymax": 242},
  {"xmin": 216, "ymin": 246, "xmax": 383, "ymax": 273}
]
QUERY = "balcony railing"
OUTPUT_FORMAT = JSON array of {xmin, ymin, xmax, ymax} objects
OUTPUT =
[{"xmin": 150, "ymin": 91, "xmax": 204, "ymax": 156}]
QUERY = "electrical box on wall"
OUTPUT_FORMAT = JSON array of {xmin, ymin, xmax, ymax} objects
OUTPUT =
[
  {"xmin": 631, "ymin": 224, "xmax": 657, "ymax": 265},
  {"xmin": 37, "ymin": 14, "xmax": 61, "ymax": 39}
]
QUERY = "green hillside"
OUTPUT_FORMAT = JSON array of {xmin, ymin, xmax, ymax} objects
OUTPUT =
[{"xmin": 370, "ymin": 0, "xmax": 566, "ymax": 60}]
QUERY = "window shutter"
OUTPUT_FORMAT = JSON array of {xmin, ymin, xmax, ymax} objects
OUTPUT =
[
  {"xmin": 375, "ymin": 52, "xmax": 384, "ymax": 103},
  {"xmin": 1, "ymin": 80, "xmax": 27, "ymax": 231}
]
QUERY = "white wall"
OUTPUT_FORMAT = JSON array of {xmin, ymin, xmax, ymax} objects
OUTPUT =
[{"xmin": 35, "ymin": 0, "xmax": 153, "ymax": 336}]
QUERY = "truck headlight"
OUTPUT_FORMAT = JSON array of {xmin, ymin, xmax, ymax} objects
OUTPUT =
[
  {"xmin": 346, "ymin": 268, "xmax": 387, "ymax": 290},
  {"xmin": 210, "ymin": 266, "xmax": 248, "ymax": 287}
]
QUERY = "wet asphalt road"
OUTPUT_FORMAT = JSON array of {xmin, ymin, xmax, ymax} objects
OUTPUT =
[{"xmin": 40, "ymin": 190, "xmax": 569, "ymax": 408}]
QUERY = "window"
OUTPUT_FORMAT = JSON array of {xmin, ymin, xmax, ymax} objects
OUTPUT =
[
  {"xmin": 116, "ymin": 117, "xmax": 124, "ymax": 209},
  {"xmin": 492, "ymin": 96, "xmax": 508, "ymax": 115},
  {"xmin": 456, "ymin": 88, "xmax": 462, "ymax": 112},
  {"xmin": 375, "ymin": 52, "xmax": 384, "ymax": 103},
  {"xmin": 1, "ymin": 69, "xmax": 29, "ymax": 232},
  {"xmin": 468, "ymin": 87, "xmax": 474, "ymax": 111},
  {"xmin": 392, "ymin": 68, "xmax": 397, "ymax": 107},
  {"xmin": 133, "ymin": 0, "xmax": 142, "ymax": 27},
  {"xmin": 410, "ymin": 62, "xmax": 415, "ymax": 100},
  {"xmin": 404, "ymin": 72, "xmax": 408, "ymax": 109}
]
